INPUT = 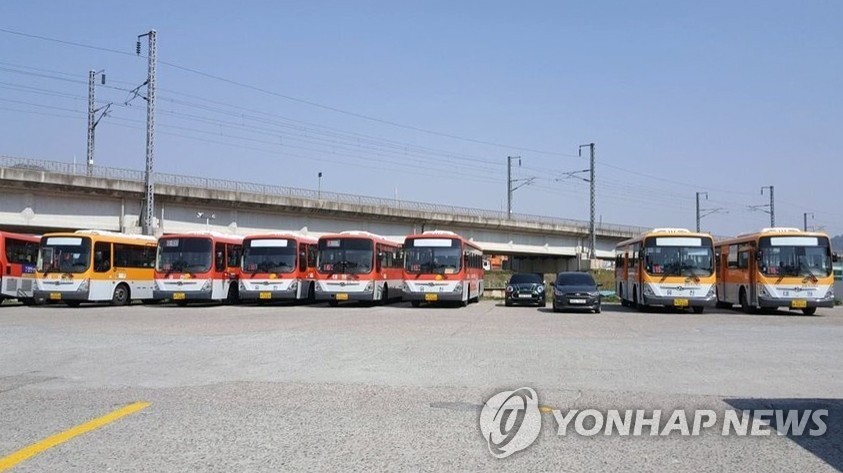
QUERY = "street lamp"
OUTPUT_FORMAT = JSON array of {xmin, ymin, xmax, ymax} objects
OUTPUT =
[
  {"xmin": 196, "ymin": 211, "xmax": 216, "ymax": 230},
  {"xmin": 318, "ymin": 172, "xmax": 323, "ymax": 199}
]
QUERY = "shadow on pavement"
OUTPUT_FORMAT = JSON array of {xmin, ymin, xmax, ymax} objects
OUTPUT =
[{"xmin": 723, "ymin": 398, "xmax": 843, "ymax": 471}]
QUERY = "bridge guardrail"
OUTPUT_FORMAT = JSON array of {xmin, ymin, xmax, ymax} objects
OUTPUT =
[{"xmin": 0, "ymin": 155, "xmax": 650, "ymax": 236}]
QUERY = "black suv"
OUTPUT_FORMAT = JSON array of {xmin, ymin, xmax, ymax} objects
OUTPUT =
[
  {"xmin": 551, "ymin": 272, "xmax": 602, "ymax": 313},
  {"xmin": 504, "ymin": 273, "xmax": 546, "ymax": 306}
]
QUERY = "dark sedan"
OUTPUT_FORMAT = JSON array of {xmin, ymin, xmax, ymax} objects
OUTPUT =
[
  {"xmin": 505, "ymin": 273, "xmax": 546, "ymax": 306},
  {"xmin": 551, "ymin": 272, "xmax": 602, "ymax": 313}
]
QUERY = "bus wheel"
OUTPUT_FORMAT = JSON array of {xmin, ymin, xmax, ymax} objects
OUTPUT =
[
  {"xmin": 802, "ymin": 307, "xmax": 817, "ymax": 316},
  {"xmin": 111, "ymin": 284, "xmax": 130, "ymax": 306},
  {"xmin": 411, "ymin": 301, "xmax": 421, "ymax": 308},
  {"xmin": 306, "ymin": 282, "xmax": 316, "ymax": 304},
  {"xmin": 66, "ymin": 300, "xmax": 82, "ymax": 308},
  {"xmin": 380, "ymin": 285, "xmax": 388, "ymax": 305},
  {"xmin": 739, "ymin": 288, "xmax": 755, "ymax": 314},
  {"xmin": 692, "ymin": 306, "xmax": 705, "ymax": 314}
]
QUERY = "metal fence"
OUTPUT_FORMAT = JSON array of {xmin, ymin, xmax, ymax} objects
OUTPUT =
[{"xmin": 0, "ymin": 155, "xmax": 649, "ymax": 235}]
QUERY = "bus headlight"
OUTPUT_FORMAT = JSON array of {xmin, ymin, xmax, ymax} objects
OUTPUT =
[
  {"xmin": 289, "ymin": 280, "xmax": 298, "ymax": 291},
  {"xmin": 643, "ymin": 284, "xmax": 655, "ymax": 296},
  {"xmin": 315, "ymin": 283, "xmax": 323, "ymax": 292},
  {"xmin": 452, "ymin": 283, "xmax": 463, "ymax": 293},
  {"xmin": 201, "ymin": 280, "xmax": 211, "ymax": 292},
  {"xmin": 706, "ymin": 285, "xmax": 716, "ymax": 297},
  {"xmin": 239, "ymin": 281, "xmax": 246, "ymax": 291},
  {"xmin": 758, "ymin": 284, "xmax": 768, "ymax": 297},
  {"xmin": 823, "ymin": 287, "xmax": 834, "ymax": 300},
  {"xmin": 77, "ymin": 279, "xmax": 89, "ymax": 292},
  {"xmin": 364, "ymin": 281, "xmax": 373, "ymax": 292}
]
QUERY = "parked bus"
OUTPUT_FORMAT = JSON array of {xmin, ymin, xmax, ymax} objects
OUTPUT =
[
  {"xmin": 239, "ymin": 233, "xmax": 318, "ymax": 302},
  {"xmin": 615, "ymin": 228, "xmax": 716, "ymax": 313},
  {"xmin": 715, "ymin": 228, "xmax": 834, "ymax": 315},
  {"xmin": 34, "ymin": 230, "xmax": 157, "ymax": 307},
  {"xmin": 314, "ymin": 231, "xmax": 403, "ymax": 306},
  {"xmin": 154, "ymin": 232, "xmax": 243, "ymax": 305},
  {"xmin": 0, "ymin": 231, "xmax": 40, "ymax": 304},
  {"xmin": 402, "ymin": 230, "xmax": 484, "ymax": 306}
]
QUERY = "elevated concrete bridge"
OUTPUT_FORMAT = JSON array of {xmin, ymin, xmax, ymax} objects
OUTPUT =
[{"xmin": 0, "ymin": 156, "xmax": 649, "ymax": 273}]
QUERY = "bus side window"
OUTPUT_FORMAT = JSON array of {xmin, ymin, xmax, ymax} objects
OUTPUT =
[
  {"xmin": 298, "ymin": 244, "xmax": 307, "ymax": 272},
  {"xmin": 94, "ymin": 242, "xmax": 111, "ymax": 272},
  {"xmin": 215, "ymin": 243, "xmax": 225, "ymax": 272},
  {"xmin": 307, "ymin": 245, "xmax": 317, "ymax": 269},
  {"xmin": 226, "ymin": 244, "xmax": 241, "ymax": 268}
]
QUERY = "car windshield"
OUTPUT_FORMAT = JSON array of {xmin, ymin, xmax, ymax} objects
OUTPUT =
[
  {"xmin": 404, "ymin": 238, "xmax": 462, "ymax": 274},
  {"xmin": 156, "ymin": 237, "xmax": 213, "ymax": 273},
  {"xmin": 509, "ymin": 273, "xmax": 542, "ymax": 284},
  {"xmin": 317, "ymin": 238, "xmax": 373, "ymax": 275},
  {"xmin": 556, "ymin": 273, "xmax": 596, "ymax": 286},
  {"xmin": 242, "ymin": 238, "xmax": 296, "ymax": 274},
  {"xmin": 37, "ymin": 236, "xmax": 92, "ymax": 274},
  {"xmin": 759, "ymin": 236, "xmax": 832, "ymax": 277}
]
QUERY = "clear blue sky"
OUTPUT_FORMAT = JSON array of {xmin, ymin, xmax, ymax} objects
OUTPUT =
[{"xmin": 1, "ymin": 1, "xmax": 841, "ymax": 237}]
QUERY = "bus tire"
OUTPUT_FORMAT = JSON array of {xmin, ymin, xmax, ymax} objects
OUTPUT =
[
  {"xmin": 739, "ymin": 287, "xmax": 755, "ymax": 314},
  {"xmin": 381, "ymin": 284, "xmax": 388, "ymax": 305},
  {"xmin": 111, "ymin": 284, "xmax": 130, "ymax": 306},
  {"xmin": 306, "ymin": 282, "xmax": 316, "ymax": 304},
  {"xmin": 802, "ymin": 307, "xmax": 817, "ymax": 316},
  {"xmin": 632, "ymin": 288, "xmax": 640, "ymax": 311}
]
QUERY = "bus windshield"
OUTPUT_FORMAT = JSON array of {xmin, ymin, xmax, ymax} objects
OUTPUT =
[
  {"xmin": 404, "ymin": 238, "xmax": 462, "ymax": 274},
  {"xmin": 37, "ymin": 236, "xmax": 92, "ymax": 274},
  {"xmin": 243, "ymin": 239, "xmax": 296, "ymax": 274},
  {"xmin": 644, "ymin": 236, "xmax": 714, "ymax": 277},
  {"xmin": 759, "ymin": 236, "xmax": 832, "ymax": 277},
  {"xmin": 156, "ymin": 237, "xmax": 212, "ymax": 273},
  {"xmin": 317, "ymin": 238, "xmax": 373, "ymax": 274}
]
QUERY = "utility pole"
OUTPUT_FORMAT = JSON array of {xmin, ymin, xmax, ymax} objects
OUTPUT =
[
  {"xmin": 86, "ymin": 70, "xmax": 110, "ymax": 176},
  {"xmin": 579, "ymin": 143, "xmax": 595, "ymax": 260},
  {"xmin": 318, "ymin": 171, "xmax": 323, "ymax": 199},
  {"xmin": 137, "ymin": 30, "xmax": 157, "ymax": 236},
  {"xmin": 506, "ymin": 156, "xmax": 535, "ymax": 219},
  {"xmin": 803, "ymin": 212, "xmax": 814, "ymax": 231},
  {"xmin": 761, "ymin": 185, "xmax": 775, "ymax": 227}
]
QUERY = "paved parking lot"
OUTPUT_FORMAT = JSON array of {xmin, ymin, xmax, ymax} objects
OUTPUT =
[{"xmin": 1, "ymin": 301, "xmax": 842, "ymax": 471}]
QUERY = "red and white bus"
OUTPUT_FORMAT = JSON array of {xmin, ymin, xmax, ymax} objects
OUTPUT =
[
  {"xmin": 402, "ymin": 230, "xmax": 485, "ymax": 307},
  {"xmin": 0, "ymin": 231, "xmax": 40, "ymax": 304},
  {"xmin": 239, "ymin": 233, "xmax": 318, "ymax": 302},
  {"xmin": 154, "ymin": 232, "xmax": 243, "ymax": 305},
  {"xmin": 314, "ymin": 231, "xmax": 403, "ymax": 306}
]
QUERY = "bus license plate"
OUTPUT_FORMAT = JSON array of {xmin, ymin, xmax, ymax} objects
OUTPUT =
[
  {"xmin": 336, "ymin": 293, "xmax": 348, "ymax": 301},
  {"xmin": 791, "ymin": 299, "xmax": 807, "ymax": 309},
  {"xmin": 674, "ymin": 298, "xmax": 689, "ymax": 307},
  {"xmin": 259, "ymin": 292, "xmax": 272, "ymax": 300},
  {"xmin": 49, "ymin": 292, "xmax": 61, "ymax": 300},
  {"xmin": 425, "ymin": 293, "xmax": 438, "ymax": 302},
  {"xmin": 172, "ymin": 293, "xmax": 186, "ymax": 300}
]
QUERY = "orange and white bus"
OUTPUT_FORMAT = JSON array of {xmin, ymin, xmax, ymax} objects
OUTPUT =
[
  {"xmin": 34, "ymin": 230, "xmax": 157, "ymax": 307},
  {"xmin": 0, "ymin": 231, "xmax": 40, "ymax": 304},
  {"xmin": 715, "ymin": 228, "xmax": 834, "ymax": 315},
  {"xmin": 615, "ymin": 228, "xmax": 716, "ymax": 313},
  {"xmin": 154, "ymin": 232, "xmax": 243, "ymax": 305},
  {"xmin": 402, "ymin": 230, "xmax": 484, "ymax": 307},
  {"xmin": 239, "ymin": 233, "xmax": 318, "ymax": 302},
  {"xmin": 314, "ymin": 231, "xmax": 403, "ymax": 305}
]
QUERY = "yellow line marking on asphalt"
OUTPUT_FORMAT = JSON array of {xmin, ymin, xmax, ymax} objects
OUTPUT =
[
  {"xmin": 0, "ymin": 401, "xmax": 150, "ymax": 472},
  {"xmin": 539, "ymin": 405, "xmax": 556, "ymax": 413}
]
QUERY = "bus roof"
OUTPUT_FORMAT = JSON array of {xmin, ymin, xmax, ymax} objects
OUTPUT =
[
  {"xmin": 616, "ymin": 228, "xmax": 713, "ymax": 248},
  {"xmin": 159, "ymin": 232, "xmax": 244, "ymax": 243},
  {"xmin": 318, "ymin": 231, "xmax": 401, "ymax": 246},
  {"xmin": 404, "ymin": 231, "xmax": 481, "ymax": 250},
  {"xmin": 0, "ymin": 230, "xmax": 40, "ymax": 242},
  {"xmin": 717, "ymin": 228, "xmax": 830, "ymax": 246},
  {"xmin": 243, "ymin": 233, "xmax": 317, "ymax": 244},
  {"xmin": 41, "ymin": 230, "xmax": 158, "ymax": 245}
]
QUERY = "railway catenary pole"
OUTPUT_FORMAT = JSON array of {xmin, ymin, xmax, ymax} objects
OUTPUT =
[{"xmin": 137, "ymin": 30, "xmax": 157, "ymax": 236}]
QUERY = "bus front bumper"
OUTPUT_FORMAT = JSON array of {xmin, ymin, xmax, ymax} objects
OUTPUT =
[
  {"xmin": 239, "ymin": 288, "xmax": 298, "ymax": 301},
  {"xmin": 316, "ymin": 291, "xmax": 374, "ymax": 302},
  {"xmin": 34, "ymin": 290, "xmax": 90, "ymax": 302},
  {"xmin": 153, "ymin": 289, "xmax": 213, "ymax": 302},
  {"xmin": 758, "ymin": 297, "xmax": 834, "ymax": 309},
  {"xmin": 642, "ymin": 294, "xmax": 717, "ymax": 308},
  {"xmin": 402, "ymin": 291, "xmax": 464, "ymax": 302}
]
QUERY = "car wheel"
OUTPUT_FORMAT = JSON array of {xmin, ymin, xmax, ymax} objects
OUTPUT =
[{"xmin": 505, "ymin": 300, "xmax": 513, "ymax": 307}]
